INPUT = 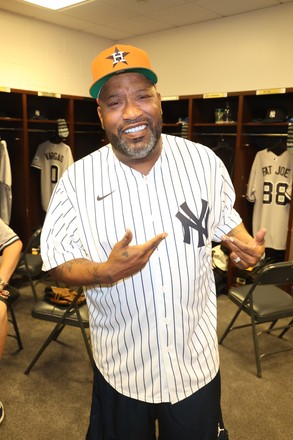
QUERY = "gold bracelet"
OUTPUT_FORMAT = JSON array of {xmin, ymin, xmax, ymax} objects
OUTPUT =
[{"xmin": 0, "ymin": 277, "xmax": 7, "ymax": 288}]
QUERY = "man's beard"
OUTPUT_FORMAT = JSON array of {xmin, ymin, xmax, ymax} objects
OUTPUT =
[{"xmin": 106, "ymin": 117, "xmax": 162, "ymax": 160}]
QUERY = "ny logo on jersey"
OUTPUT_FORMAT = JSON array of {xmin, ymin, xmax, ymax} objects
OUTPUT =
[
  {"xmin": 176, "ymin": 200, "xmax": 210, "ymax": 246},
  {"xmin": 106, "ymin": 47, "xmax": 130, "ymax": 68}
]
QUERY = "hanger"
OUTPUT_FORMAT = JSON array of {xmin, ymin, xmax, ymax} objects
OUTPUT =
[
  {"xmin": 213, "ymin": 135, "xmax": 234, "ymax": 152},
  {"xmin": 48, "ymin": 130, "xmax": 62, "ymax": 144},
  {"xmin": 267, "ymin": 136, "xmax": 287, "ymax": 156}
]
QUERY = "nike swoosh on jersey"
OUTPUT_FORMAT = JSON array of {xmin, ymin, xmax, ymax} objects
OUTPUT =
[{"xmin": 97, "ymin": 191, "xmax": 115, "ymax": 201}]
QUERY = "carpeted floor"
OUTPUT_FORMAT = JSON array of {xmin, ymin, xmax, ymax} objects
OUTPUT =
[{"xmin": 0, "ymin": 281, "xmax": 292, "ymax": 440}]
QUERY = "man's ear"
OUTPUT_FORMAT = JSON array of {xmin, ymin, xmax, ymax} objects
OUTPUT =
[
  {"xmin": 157, "ymin": 94, "xmax": 163, "ymax": 115},
  {"xmin": 154, "ymin": 89, "xmax": 162, "ymax": 114},
  {"xmin": 97, "ymin": 101, "xmax": 105, "ymax": 130}
]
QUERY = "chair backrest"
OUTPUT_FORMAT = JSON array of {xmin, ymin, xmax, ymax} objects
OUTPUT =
[
  {"xmin": 16, "ymin": 227, "xmax": 42, "ymax": 272},
  {"xmin": 253, "ymin": 260, "xmax": 293, "ymax": 286},
  {"xmin": 21, "ymin": 227, "xmax": 42, "ymax": 259}
]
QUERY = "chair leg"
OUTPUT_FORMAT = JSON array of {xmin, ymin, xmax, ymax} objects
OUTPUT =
[
  {"xmin": 24, "ymin": 320, "xmax": 68, "ymax": 374},
  {"xmin": 278, "ymin": 318, "xmax": 293, "ymax": 338},
  {"xmin": 30, "ymin": 281, "xmax": 39, "ymax": 302},
  {"xmin": 52, "ymin": 323, "xmax": 66, "ymax": 341},
  {"xmin": 8, "ymin": 304, "xmax": 23, "ymax": 351},
  {"xmin": 24, "ymin": 258, "xmax": 38, "ymax": 302},
  {"xmin": 250, "ymin": 315, "xmax": 262, "ymax": 378},
  {"xmin": 51, "ymin": 309, "xmax": 90, "ymax": 351},
  {"xmin": 27, "ymin": 272, "xmax": 38, "ymax": 302},
  {"xmin": 219, "ymin": 303, "xmax": 244, "ymax": 344},
  {"xmin": 25, "ymin": 304, "xmax": 93, "ymax": 374}
]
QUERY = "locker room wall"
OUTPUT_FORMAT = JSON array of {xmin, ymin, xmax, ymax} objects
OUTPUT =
[
  {"xmin": 0, "ymin": 10, "xmax": 112, "ymax": 98},
  {"xmin": 0, "ymin": 2, "xmax": 293, "ymax": 98},
  {"xmin": 127, "ymin": 2, "xmax": 293, "ymax": 97}
]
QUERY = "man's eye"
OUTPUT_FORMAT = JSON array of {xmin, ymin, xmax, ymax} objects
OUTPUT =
[{"xmin": 108, "ymin": 101, "xmax": 120, "ymax": 107}]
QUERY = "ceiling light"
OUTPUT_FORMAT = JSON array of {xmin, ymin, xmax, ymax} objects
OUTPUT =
[{"xmin": 22, "ymin": 0, "xmax": 92, "ymax": 10}]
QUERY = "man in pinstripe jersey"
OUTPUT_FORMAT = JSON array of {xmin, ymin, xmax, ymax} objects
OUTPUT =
[{"xmin": 40, "ymin": 45, "xmax": 266, "ymax": 440}]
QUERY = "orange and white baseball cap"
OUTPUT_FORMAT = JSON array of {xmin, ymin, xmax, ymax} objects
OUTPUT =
[{"xmin": 89, "ymin": 44, "xmax": 158, "ymax": 98}]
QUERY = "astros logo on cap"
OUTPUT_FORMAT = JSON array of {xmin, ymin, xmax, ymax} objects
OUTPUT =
[{"xmin": 107, "ymin": 47, "xmax": 130, "ymax": 67}]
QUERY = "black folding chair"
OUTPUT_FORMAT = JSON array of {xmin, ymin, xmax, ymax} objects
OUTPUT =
[
  {"xmin": 11, "ymin": 227, "xmax": 44, "ymax": 301},
  {"xmin": 6, "ymin": 284, "xmax": 23, "ymax": 351},
  {"xmin": 24, "ymin": 287, "xmax": 93, "ymax": 374},
  {"xmin": 219, "ymin": 260, "xmax": 293, "ymax": 377}
]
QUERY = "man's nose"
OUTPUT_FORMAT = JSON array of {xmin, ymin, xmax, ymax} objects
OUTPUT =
[{"xmin": 123, "ymin": 100, "xmax": 142, "ymax": 119}]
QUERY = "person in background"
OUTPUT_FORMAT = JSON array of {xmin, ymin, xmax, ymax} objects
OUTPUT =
[
  {"xmin": 40, "ymin": 44, "xmax": 266, "ymax": 440},
  {"xmin": 0, "ymin": 218, "xmax": 23, "ymax": 424}
]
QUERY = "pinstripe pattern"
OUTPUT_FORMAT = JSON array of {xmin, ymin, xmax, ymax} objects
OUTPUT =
[{"xmin": 41, "ymin": 134, "xmax": 241, "ymax": 404}]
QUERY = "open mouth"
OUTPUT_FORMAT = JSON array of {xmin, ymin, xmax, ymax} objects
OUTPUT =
[{"xmin": 124, "ymin": 124, "xmax": 147, "ymax": 134}]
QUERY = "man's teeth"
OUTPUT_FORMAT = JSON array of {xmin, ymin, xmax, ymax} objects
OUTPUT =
[{"xmin": 125, "ymin": 125, "xmax": 146, "ymax": 134}]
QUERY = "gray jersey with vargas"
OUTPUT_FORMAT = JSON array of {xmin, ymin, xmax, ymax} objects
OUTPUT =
[
  {"xmin": 31, "ymin": 140, "xmax": 74, "ymax": 212},
  {"xmin": 41, "ymin": 134, "xmax": 241, "ymax": 404}
]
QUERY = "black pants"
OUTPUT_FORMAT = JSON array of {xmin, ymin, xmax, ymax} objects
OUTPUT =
[{"xmin": 86, "ymin": 366, "xmax": 223, "ymax": 440}]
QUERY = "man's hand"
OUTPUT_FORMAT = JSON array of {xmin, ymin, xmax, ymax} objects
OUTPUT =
[
  {"xmin": 221, "ymin": 225, "xmax": 266, "ymax": 269},
  {"xmin": 100, "ymin": 229, "xmax": 168, "ymax": 283},
  {"xmin": 50, "ymin": 229, "xmax": 168, "ymax": 286}
]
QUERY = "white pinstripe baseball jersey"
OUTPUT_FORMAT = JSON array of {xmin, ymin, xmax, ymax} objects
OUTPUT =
[
  {"xmin": 41, "ymin": 134, "xmax": 242, "ymax": 404},
  {"xmin": 246, "ymin": 148, "xmax": 293, "ymax": 250},
  {"xmin": 31, "ymin": 140, "xmax": 74, "ymax": 212}
]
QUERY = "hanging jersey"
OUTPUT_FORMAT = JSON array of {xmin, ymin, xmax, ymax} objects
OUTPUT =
[
  {"xmin": 0, "ymin": 140, "xmax": 12, "ymax": 224},
  {"xmin": 31, "ymin": 140, "xmax": 74, "ymax": 211},
  {"xmin": 246, "ymin": 148, "xmax": 293, "ymax": 250}
]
